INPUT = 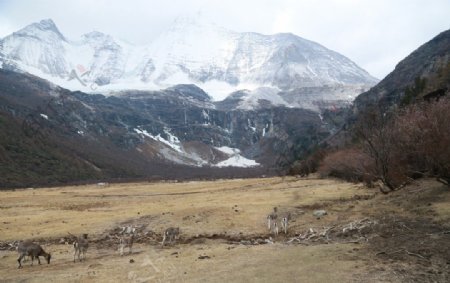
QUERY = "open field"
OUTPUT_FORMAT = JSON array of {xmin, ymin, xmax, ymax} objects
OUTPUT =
[{"xmin": 0, "ymin": 177, "xmax": 449, "ymax": 282}]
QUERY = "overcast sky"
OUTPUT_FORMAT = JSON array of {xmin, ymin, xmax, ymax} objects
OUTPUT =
[{"xmin": 0, "ymin": 0, "xmax": 449, "ymax": 79}]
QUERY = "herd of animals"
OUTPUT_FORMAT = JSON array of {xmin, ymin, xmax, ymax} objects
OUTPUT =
[{"xmin": 15, "ymin": 207, "xmax": 289, "ymax": 269}]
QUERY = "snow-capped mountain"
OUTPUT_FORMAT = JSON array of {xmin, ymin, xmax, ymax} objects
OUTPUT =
[{"xmin": 0, "ymin": 18, "xmax": 378, "ymax": 104}]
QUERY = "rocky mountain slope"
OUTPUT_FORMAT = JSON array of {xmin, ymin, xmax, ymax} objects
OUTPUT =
[
  {"xmin": 353, "ymin": 29, "xmax": 450, "ymax": 113},
  {"xmin": 0, "ymin": 18, "xmax": 377, "ymax": 109},
  {"xmin": 0, "ymin": 17, "xmax": 382, "ymax": 187},
  {"xmin": 0, "ymin": 69, "xmax": 333, "ymax": 188}
]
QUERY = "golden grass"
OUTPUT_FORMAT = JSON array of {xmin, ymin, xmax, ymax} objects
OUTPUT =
[
  {"xmin": 0, "ymin": 177, "xmax": 447, "ymax": 282},
  {"xmin": 0, "ymin": 177, "xmax": 361, "ymax": 241}
]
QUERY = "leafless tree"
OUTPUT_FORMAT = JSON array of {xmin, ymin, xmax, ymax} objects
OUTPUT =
[{"xmin": 353, "ymin": 106, "xmax": 408, "ymax": 192}]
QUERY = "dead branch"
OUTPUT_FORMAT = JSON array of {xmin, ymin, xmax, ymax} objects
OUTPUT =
[
  {"xmin": 376, "ymin": 248, "xmax": 428, "ymax": 260},
  {"xmin": 376, "ymin": 249, "xmax": 403, "ymax": 256},
  {"xmin": 405, "ymin": 250, "xmax": 427, "ymax": 260},
  {"xmin": 286, "ymin": 218, "xmax": 377, "ymax": 245}
]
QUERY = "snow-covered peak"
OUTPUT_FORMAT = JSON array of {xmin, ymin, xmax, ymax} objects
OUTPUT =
[
  {"xmin": 78, "ymin": 31, "xmax": 125, "ymax": 50},
  {"xmin": 1, "ymin": 19, "xmax": 69, "ymax": 77},
  {"xmin": 148, "ymin": 15, "xmax": 238, "ymax": 75},
  {"xmin": 0, "ymin": 17, "xmax": 378, "ymax": 103},
  {"xmin": 35, "ymin": 19, "xmax": 60, "ymax": 31},
  {"xmin": 82, "ymin": 31, "xmax": 110, "ymax": 40},
  {"xmin": 15, "ymin": 19, "xmax": 66, "ymax": 41}
]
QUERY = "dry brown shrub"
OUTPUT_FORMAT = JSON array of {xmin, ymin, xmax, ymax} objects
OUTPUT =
[
  {"xmin": 318, "ymin": 147, "xmax": 376, "ymax": 186},
  {"xmin": 395, "ymin": 97, "xmax": 450, "ymax": 185},
  {"xmin": 289, "ymin": 149, "xmax": 326, "ymax": 177}
]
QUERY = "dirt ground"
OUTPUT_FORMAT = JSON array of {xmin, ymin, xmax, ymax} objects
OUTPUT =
[{"xmin": 0, "ymin": 177, "xmax": 448, "ymax": 282}]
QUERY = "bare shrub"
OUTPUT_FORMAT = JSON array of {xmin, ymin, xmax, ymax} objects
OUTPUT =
[
  {"xmin": 395, "ymin": 97, "xmax": 450, "ymax": 185},
  {"xmin": 353, "ymin": 107, "xmax": 410, "ymax": 191},
  {"xmin": 329, "ymin": 96, "xmax": 450, "ymax": 191},
  {"xmin": 289, "ymin": 149, "xmax": 326, "ymax": 177},
  {"xmin": 318, "ymin": 147, "xmax": 376, "ymax": 186}
]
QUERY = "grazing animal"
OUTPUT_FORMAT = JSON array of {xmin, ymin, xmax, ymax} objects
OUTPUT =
[
  {"xmin": 120, "ymin": 226, "xmax": 136, "ymax": 234},
  {"xmin": 73, "ymin": 234, "xmax": 88, "ymax": 262},
  {"xmin": 281, "ymin": 216, "xmax": 289, "ymax": 234},
  {"xmin": 162, "ymin": 227, "xmax": 180, "ymax": 247},
  {"xmin": 271, "ymin": 221, "xmax": 279, "ymax": 236},
  {"xmin": 266, "ymin": 207, "xmax": 278, "ymax": 231},
  {"xmin": 119, "ymin": 234, "xmax": 135, "ymax": 256},
  {"xmin": 17, "ymin": 241, "xmax": 51, "ymax": 269}
]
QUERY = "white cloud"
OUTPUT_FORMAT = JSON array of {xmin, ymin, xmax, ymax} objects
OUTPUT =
[
  {"xmin": 0, "ymin": 19, "xmax": 14, "ymax": 38},
  {"xmin": 0, "ymin": 0, "xmax": 449, "ymax": 79},
  {"xmin": 271, "ymin": 8, "xmax": 295, "ymax": 34}
]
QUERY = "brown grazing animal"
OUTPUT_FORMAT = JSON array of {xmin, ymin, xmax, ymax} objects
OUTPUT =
[
  {"xmin": 17, "ymin": 241, "xmax": 51, "ymax": 269},
  {"xmin": 73, "ymin": 234, "xmax": 89, "ymax": 262}
]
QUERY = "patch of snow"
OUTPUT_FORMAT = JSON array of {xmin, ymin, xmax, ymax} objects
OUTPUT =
[
  {"xmin": 201, "ymin": 109, "xmax": 209, "ymax": 120},
  {"xmin": 215, "ymin": 146, "xmax": 240, "ymax": 155},
  {"xmin": 40, "ymin": 113, "xmax": 48, "ymax": 120},
  {"xmin": 318, "ymin": 113, "xmax": 323, "ymax": 121},
  {"xmin": 215, "ymin": 155, "xmax": 259, "ymax": 168},
  {"xmin": 214, "ymin": 146, "xmax": 259, "ymax": 168},
  {"xmin": 134, "ymin": 128, "xmax": 153, "ymax": 139},
  {"xmin": 134, "ymin": 127, "xmax": 182, "ymax": 153},
  {"xmin": 237, "ymin": 87, "xmax": 287, "ymax": 110},
  {"xmin": 161, "ymin": 128, "xmax": 182, "ymax": 152},
  {"xmin": 247, "ymin": 119, "xmax": 256, "ymax": 132}
]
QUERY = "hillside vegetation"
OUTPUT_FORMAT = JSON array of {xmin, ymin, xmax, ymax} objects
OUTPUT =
[{"xmin": 292, "ymin": 30, "xmax": 450, "ymax": 191}]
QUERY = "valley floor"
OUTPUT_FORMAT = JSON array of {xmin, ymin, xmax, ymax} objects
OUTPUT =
[{"xmin": 0, "ymin": 177, "xmax": 448, "ymax": 282}]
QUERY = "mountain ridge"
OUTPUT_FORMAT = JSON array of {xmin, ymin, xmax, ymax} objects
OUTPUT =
[
  {"xmin": 0, "ymin": 18, "xmax": 377, "ymax": 105},
  {"xmin": 353, "ymin": 29, "xmax": 450, "ymax": 113}
]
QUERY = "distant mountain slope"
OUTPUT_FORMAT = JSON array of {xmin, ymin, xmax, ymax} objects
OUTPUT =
[
  {"xmin": 353, "ymin": 29, "xmax": 450, "ymax": 112},
  {"xmin": 309, "ymin": 29, "xmax": 450, "ymax": 190},
  {"xmin": 0, "ymin": 69, "xmax": 336, "ymax": 188},
  {"xmin": 318, "ymin": 29, "xmax": 450, "ymax": 148},
  {"xmin": 0, "ymin": 18, "xmax": 377, "ymax": 104}
]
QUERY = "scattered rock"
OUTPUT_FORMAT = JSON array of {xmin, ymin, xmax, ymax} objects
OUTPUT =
[
  {"xmin": 198, "ymin": 255, "xmax": 210, "ymax": 259},
  {"xmin": 171, "ymin": 252, "xmax": 179, "ymax": 256},
  {"xmin": 129, "ymin": 259, "xmax": 135, "ymax": 263},
  {"xmin": 255, "ymin": 238, "xmax": 266, "ymax": 245},
  {"xmin": 313, "ymin": 210, "xmax": 328, "ymax": 218}
]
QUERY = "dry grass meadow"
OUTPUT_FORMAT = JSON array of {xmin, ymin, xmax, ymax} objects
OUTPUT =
[{"xmin": 0, "ymin": 176, "xmax": 448, "ymax": 282}]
